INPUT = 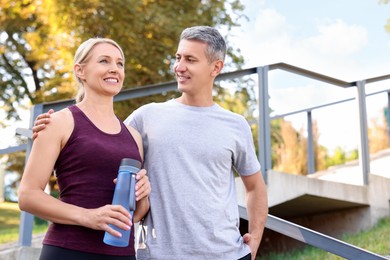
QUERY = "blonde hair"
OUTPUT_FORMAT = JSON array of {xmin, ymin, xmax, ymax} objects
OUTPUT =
[{"xmin": 74, "ymin": 38, "xmax": 125, "ymax": 102}]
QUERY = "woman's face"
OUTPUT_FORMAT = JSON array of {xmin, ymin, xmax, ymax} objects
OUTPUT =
[{"xmin": 78, "ymin": 43, "xmax": 125, "ymax": 98}]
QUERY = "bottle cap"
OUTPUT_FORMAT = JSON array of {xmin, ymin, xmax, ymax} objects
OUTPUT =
[{"xmin": 120, "ymin": 158, "xmax": 141, "ymax": 169}]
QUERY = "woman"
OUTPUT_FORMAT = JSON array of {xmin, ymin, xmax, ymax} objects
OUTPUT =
[{"xmin": 18, "ymin": 38, "xmax": 150, "ymax": 260}]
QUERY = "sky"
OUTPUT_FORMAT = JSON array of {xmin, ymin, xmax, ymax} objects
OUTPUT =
[
  {"xmin": 1, "ymin": 0, "xmax": 390, "ymax": 151},
  {"xmin": 227, "ymin": 0, "xmax": 390, "ymax": 151}
]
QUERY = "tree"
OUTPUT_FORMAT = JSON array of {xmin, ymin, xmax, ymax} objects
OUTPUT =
[
  {"xmin": 0, "ymin": 0, "xmax": 251, "ymax": 189},
  {"xmin": 0, "ymin": 0, "xmax": 247, "ymax": 122},
  {"xmin": 273, "ymin": 120, "xmax": 307, "ymax": 175},
  {"xmin": 271, "ymin": 119, "xmax": 328, "ymax": 175},
  {"xmin": 325, "ymin": 147, "xmax": 346, "ymax": 167},
  {"xmin": 0, "ymin": 0, "xmax": 76, "ymax": 120},
  {"xmin": 368, "ymin": 110, "xmax": 390, "ymax": 153}
]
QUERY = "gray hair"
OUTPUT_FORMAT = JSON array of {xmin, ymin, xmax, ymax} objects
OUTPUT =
[
  {"xmin": 73, "ymin": 38, "xmax": 125, "ymax": 102},
  {"xmin": 180, "ymin": 26, "xmax": 226, "ymax": 63}
]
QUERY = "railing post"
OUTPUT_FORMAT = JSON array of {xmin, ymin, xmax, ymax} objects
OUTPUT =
[
  {"xmin": 307, "ymin": 111, "xmax": 315, "ymax": 174},
  {"xmin": 257, "ymin": 66, "xmax": 271, "ymax": 184},
  {"xmin": 356, "ymin": 81, "xmax": 370, "ymax": 185},
  {"xmin": 18, "ymin": 104, "xmax": 43, "ymax": 246}
]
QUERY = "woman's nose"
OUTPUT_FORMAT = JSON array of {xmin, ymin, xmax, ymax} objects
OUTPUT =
[{"xmin": 109, "ymin": 66, "xmax": 118, "ymax": 74}]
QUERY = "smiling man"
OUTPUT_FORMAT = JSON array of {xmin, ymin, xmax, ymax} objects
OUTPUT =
[{"xmin": 125, "ymin": 26, "xmax": 268, "ymax": 260}]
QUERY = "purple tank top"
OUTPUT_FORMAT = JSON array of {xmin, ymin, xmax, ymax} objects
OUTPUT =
[{"xmin": 43, "ymin": 105, "xmax": 141, "ymax": 256}]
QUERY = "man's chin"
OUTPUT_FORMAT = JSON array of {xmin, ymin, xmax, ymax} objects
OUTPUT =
[{"xmin": 177, "ymin": 86, "xmax": 185, "ymax": 93}]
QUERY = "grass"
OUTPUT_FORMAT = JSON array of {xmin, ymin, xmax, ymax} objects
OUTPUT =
[
  {"xmin": 0, "ymin": 201, "xmax": 48, "ymax": 244},
  {"xmin": 259, "ymin": 216, "xmax": 390, "ymax": 259}
]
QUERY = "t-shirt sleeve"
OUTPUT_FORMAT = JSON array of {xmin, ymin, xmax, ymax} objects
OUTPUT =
[
  {"xmin": 233, "ymin": 116, "xmax": 261, "ymax": 176},
  {"xmin": 124, "ymin": 108, "xmax": 140, "ymax": 131}
]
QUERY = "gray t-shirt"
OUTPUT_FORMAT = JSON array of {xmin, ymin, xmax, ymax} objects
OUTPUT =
[{"xmin": 125, "ymin": 99, "xmax": 261, "ymax": 260}]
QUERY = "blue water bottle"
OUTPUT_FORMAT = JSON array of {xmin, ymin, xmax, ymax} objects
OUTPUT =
[{"xmin": 103, "ymin": 158, "xmax": 141, "ymax": 247}]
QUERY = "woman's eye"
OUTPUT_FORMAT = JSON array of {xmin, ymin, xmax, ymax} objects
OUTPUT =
[{"xmin": 99, "ymin": 59, "xmax": 108, "ymax": 63}]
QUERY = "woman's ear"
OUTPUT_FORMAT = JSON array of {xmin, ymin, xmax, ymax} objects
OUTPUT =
[
  {"xmin": 74, "ymin": 64, "xmax": 85, "ymax": 80},
  {"xmin": 211, "ymin": 60, "xmax": 224, "ymax": 77}
]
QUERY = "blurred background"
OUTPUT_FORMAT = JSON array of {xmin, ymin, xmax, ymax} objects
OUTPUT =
[{"xmin": 0, "ymin": 0, "xmax": 389, "ymax": 216}]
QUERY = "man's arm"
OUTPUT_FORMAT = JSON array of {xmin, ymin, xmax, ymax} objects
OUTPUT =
[{"xmin": 241, "ymin": 171, "xmax": 268, "ymax": 260}]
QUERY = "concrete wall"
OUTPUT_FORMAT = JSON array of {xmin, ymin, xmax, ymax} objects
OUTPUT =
[
  {"xmin": 236, "ymin": 169, "xmax": 390, "ymax": 256},
  {"xmin": 0, "ymin": 234, "xmax": 43, "ymax": 260}
]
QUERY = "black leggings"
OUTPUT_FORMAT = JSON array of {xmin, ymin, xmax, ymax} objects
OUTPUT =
[{"xmin": 39, "ymin": 245, "xmax": 136, "ymax": 260}]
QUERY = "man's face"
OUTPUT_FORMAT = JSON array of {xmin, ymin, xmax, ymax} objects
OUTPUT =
[{"xmin": 173, "ymin": 39, "xmax": 216, "ymax": 95}]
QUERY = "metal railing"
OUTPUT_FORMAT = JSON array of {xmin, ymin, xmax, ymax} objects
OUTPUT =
[
  {"xmin": 1, "ymin": 63, "xmax": 390, "ymax": 258},
  {"xmin": 257, "ymin": 63, "xmax": 390, "ymax": 184},
  {"xmin": 238, "ymin": 206, "xmax": 387, "ymax": 259}
]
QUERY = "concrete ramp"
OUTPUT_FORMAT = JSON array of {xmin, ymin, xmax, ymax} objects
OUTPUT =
[
  {"xmin": 267, "ymin": 170, "xmax": 369, "ymax": 213},
  {"xmin": 268, "ymin": 194, "xmax": 367, "ymax": 219},
  {"xmin": 236, "ymin": 170, "xmax": 370, "ymax": 216},
  {"xmin": 236, "ymin": 164, "xmax": 390, "ymax": 255}
]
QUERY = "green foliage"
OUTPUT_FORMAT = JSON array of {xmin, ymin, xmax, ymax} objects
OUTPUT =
[
  {"xmin": 0, "ymin": 0, "xmax": 76, "ymax": 120},
  {"xmin": 270, "ymin": 118, "xmax": 284, "ymax": 167},
  {"xmin": 1, "ymin": 151, "xmax": 25, "ymax": 185},
  {"xmin": 4, "ymin": 151, "xmax": 25, "ymax": 173},
  {"xmin": 326, "ymin": 147, "xmax": 346, "ymax": 167},
  {"xmin": 0, "ymin": 202, "xmax": 20, "ymax": 243},
  {"xmin": 0, "ymin": 0, "xmax": 246, "ymax": 121},
  {"xmin": 0, "ymin": 0, "xmax": 249, "ymax": 181},
  {"xmin": 0, "ymin": 202, "xmax": 48, "ymax": 244},
  {"xmin": 325, "ymin": 147, "xmax": 359, "ymax": 168},
  {"xmin": 346, "ymin": 149, "xmax": 358, "ymax": 161}
]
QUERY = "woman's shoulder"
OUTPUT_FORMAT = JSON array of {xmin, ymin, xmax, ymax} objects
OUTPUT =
[
  {"xmin": 41, "ymin": 107, "xmax": 74, "ymax": 137},
  {"xmin": 32, "ymin": 107, "xmax": 73, "ymax": 146},
  {"xmin": 50, "ymin": 107, "xmax": 73, "ymax": 124}
]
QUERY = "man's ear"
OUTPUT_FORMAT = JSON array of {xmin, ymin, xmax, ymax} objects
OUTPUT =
[
  {"xmin": 211, "ymin": 60, "xmax": 224, "ymax": 77},
  {"xmin": 74, "ymin": 64, "xmax": 85, "ymax": 80}
]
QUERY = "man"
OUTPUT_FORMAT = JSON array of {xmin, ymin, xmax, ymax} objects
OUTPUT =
[{"xmin": 33, "ymin": 26, "xmax": 268, "ymax": 260}]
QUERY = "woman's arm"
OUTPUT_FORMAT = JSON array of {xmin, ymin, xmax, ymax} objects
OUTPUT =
[
  {"xmin": 19, "ymin": 110, "xmax": 132, "ymax": 237},
  {"xmin": 18, "ymin": 109, "xmax": 82, "ymax": 224}
]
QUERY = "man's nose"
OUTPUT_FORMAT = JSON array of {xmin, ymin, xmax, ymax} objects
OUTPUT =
[{"xmin": 175, "ymin": 60, "xmax": 186, "ymax": 72}]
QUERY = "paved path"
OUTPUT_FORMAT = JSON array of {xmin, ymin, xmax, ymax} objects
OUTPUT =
[
  {"xmin": 0, "ymin": 233, "xmax": 44, "ymax": 251},
  {"xmin": 309, "ymin": 148, "xmax": 390, "ymax": 184}
]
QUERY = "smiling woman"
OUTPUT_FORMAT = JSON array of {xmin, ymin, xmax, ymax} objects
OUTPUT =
[{"xmin": 17, "ymin": 38, "xmax": 151, "ymax": 260}]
